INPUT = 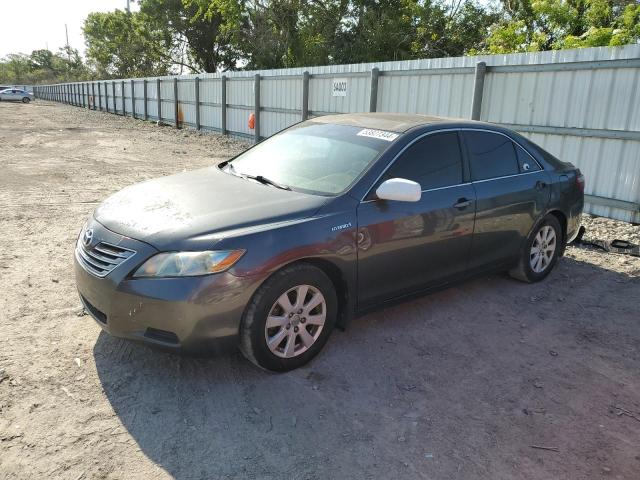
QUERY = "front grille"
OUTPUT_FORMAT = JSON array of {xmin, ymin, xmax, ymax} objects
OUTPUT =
[{"xmin": 77, "ymin": 241, "xmax": 136, "ymax": 277}]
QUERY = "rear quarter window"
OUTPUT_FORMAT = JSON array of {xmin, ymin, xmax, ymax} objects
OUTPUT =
[{"xmin": 515, "ymin": 144, "xmax": 541, "ymax": 172}]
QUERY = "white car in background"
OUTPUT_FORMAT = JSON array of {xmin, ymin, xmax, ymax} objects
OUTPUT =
[{"xmin": 0, "ymin": 88, "xmax": 34, "ymax": 103}]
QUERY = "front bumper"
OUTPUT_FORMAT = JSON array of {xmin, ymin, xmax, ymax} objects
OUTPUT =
[{"xmin": 74, "ymin": 221, "xmax": 260, "ymax": 353}]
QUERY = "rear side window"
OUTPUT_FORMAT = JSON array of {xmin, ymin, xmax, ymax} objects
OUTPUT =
[
  {"xmin": 385, "ymin": 132, "xmax": 463, "ymax": 190},
  {"xmin": 464, "ymin": 131, "xmax": 519, "ymax": 181}
]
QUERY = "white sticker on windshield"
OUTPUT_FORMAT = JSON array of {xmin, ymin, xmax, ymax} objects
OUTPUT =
[{"xmin": 357, "ymin": 128, "xmax": 399, "ymax": 142}]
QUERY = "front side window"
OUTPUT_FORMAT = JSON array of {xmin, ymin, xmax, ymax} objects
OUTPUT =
[
  {"xmin": 226, "ymin": 123, "xmax": 394, "ymax": 195},
  {"xmin": 384, "ymin": 132, "xmax": 463, "ymax": 190},
  {"xmin": 464, "ymin": 131, "xmax": 519, "ymax": 181}
]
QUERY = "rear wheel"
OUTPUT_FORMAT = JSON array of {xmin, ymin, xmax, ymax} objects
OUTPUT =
[
  {"xmin": 239, "ymin": 263, "xmax": 337, "ymax": 372},
  {"xmin": 509, "ymin": 215, "xmax": 562, "ymax": 283},
  {"xmin": 22, "ymin": 97, "xmax": 30, "ymax": 103}
]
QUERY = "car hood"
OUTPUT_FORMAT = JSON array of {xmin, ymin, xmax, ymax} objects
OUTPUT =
[{"xmin": 94, "ymin": 166, "xmax": 328, "ymax": 250}]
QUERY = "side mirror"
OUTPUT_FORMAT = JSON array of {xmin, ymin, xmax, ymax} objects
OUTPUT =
[{"xmin": 375, "ymin": 178, "xmax": 422, "ymax": 202}]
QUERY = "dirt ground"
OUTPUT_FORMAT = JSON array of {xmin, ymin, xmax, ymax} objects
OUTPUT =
[{"xmin": 1, "ymin": 101, "xmax": 639, "ymax": 480}]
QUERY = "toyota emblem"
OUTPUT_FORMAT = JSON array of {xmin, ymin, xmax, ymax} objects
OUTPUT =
[{"xmin": 83, "ymin": 228, "xmax": 94, "ymax": 247}]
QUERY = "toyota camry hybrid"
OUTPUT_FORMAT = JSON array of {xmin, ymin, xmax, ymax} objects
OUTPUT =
[{"xmin": 74, "ymin": 113, "xmax": 584, "ymax": 371}]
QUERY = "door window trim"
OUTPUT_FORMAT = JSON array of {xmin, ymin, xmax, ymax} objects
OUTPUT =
[{"xmin": 361, "ymin": 127, "xmax": 544, "ymax": 202}]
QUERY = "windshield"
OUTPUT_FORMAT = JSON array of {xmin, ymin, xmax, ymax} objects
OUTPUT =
[{"xmin": 225, "ymin": 123, "xmax": 396, "ymax": 195}]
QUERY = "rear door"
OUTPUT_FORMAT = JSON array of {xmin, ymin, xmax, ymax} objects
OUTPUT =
[
  {"xmin": 462, "ymin": 130, "xmax": 551, "ymax": 270},
  {"xmin": 357, "ymin": 131, "xmax": 476, "ymax": 308}
]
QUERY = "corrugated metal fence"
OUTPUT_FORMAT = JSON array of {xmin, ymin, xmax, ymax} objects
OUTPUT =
[{"xmin": 33, "ymin": 45, "xmax": 640, "ymax": 223}]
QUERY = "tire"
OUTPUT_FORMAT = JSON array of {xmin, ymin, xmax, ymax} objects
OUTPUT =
[
  {"xmin": 22, "ymin": 97, "xmax": 30, "ymax": 103},
  {"xmin": 509, "ymin": 215, "xmax": 563, "ymax": 283},
  {"xmin": 239, "ymin": 263, "xmax": 337, "ymax": 372}
]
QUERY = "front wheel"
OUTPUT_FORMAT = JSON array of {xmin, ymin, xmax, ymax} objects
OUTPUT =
[
  {"xmin": 509, "ymin": 215, "xmax": 562, "ymax": 283},
  {"xmin": 239, "ymin": 263, "xmax": 337, "ymax": 372},
  {"xmin": 22, "ymin": 97, "xmax": 30, "ymax": 103}
]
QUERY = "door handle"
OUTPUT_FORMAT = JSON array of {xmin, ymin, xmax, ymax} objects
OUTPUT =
[
  {"xmin": 453, "ymin": 198, "xmax": 471, "ymax": 209},
  {"xmin": 535, "ymin": 180, "xmax": 547, "ymax": 191}
]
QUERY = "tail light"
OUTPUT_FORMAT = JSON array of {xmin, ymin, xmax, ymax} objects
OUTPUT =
[{"xmin": 575, "ymin": 170, "xmax": 585, "ymax": 192}]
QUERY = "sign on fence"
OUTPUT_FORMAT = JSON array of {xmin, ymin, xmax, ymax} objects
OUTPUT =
[{"xmin": 332, "ymin": 78, "xmax": 348, "ymax": 97}]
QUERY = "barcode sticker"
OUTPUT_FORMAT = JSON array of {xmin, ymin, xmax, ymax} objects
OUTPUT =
[{"xmin": 357, "ymin": 128, "xmax": 399, "ymax": 142}]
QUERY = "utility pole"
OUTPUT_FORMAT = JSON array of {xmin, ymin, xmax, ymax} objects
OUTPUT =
[
  {"xmin": 64, "ymin": 24, "xmax": 70, "ymax": 60},
  {"xmin": 126, "ymin": 0, "xmax": 131, "ymax": 12}
]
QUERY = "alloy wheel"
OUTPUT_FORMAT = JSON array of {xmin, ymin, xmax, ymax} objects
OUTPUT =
[
  {"xmin": 264, "ymin": 284, "xmax": 326, "ymax": 358},
  {"xmin": 530, "ymin": 225, "xmax": 557, "ymax": 273}
]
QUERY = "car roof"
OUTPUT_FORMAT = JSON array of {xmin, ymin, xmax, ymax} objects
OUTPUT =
[{"xmin": 310, "ymin": 112, "xmax": 491, "ymax": 133}]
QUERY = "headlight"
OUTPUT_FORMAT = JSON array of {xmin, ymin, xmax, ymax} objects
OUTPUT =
[{"xmin": 133, "ymin": 250, "xmax": 245, "ymax": 278}]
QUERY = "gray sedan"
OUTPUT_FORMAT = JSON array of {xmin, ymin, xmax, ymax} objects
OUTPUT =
[
  {"xmin": 74, "ymin": 113, "xmax": 584, "ymax": 372},
  {"xmin": 0, "ymin": 88, "xmax": 34, "ymax": 103}
]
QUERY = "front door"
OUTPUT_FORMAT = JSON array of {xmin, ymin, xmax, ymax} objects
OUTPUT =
[{"xmin": 357, "ymin": 131, "xmax": 476, "ymax": 308}]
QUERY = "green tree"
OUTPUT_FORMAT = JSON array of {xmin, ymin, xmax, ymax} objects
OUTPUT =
[
  {"xmin": 0, "ymin": 48, "xmax": 91, "ymax": 85},
  {"xmin": 83, "ymin": 9, "xmax": 174, "ymax": 77},
  {"xmin": 141, "ymin": 0, "xmax": 243, "ymax": 72},
  {"xmin": 486, "ymin": 0, "xmax": 640, "ymax": 53}
]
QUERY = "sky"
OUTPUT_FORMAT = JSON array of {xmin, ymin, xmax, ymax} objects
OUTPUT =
[{"xmin": 0, "ymin": 0, "xmax": 139, "ymax": 58}]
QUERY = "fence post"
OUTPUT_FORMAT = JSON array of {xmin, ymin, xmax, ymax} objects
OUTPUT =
[
  {"xmin": 194, "ymin": 77, "xmax": 200, "ymax": 131},
  {"xmin": 173, "ymin": 77, "xmax": 179, "ymax": 128},
  {"xmin": 221, "ymin": 75, "xmax": 227, "ymax": 135},
  {"xmin": 369, "ymin": 67, "xmax": 380, "ymax": 113},
  {"xmin": 75, "ymin": 84, "xmax": 79, "ymax": 106},
  {"xmin": 112, "ymin": 82, "xmax": 116, "ymax": 114},
  {"xmin": 302, "ymin": 71, "xmax": 309, "ymax": 120},
  {"xmin": 81, "ymin": 83, "xmax": 85, "ymax": 108},
  {"xmin": 104, "ymin": 82, "xmax": 108, "ymax": 113},
  {"xmin": 157, "ymin": 79, "xmax": 162, "ymax": 122},
  {"xmin": 254, "ymin": 74, "xmax": 260, "ymax": 143},
  {"xmin": 98, "ymin": 82, "xmax": 103, "ymax": 111},
  {"xmin": 121, "ymin": 80, "xmax": 125, "ymax": 116},
  {"xmin": 471, "ymin": 61, "xmax": 486, "ymax": 121},
  {"xmin": 131, "ymin": 79, "xmax": 136, "ymax": 119},
  {"xmin": 143, "ymin": 79, "xmax": 148, "ymax": 120}
]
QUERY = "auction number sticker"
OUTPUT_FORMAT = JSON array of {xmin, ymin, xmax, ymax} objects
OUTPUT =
[
  {"xmin": 332, "ymin": 78, "xmax": 348, "ymax": 97},
  {"xmin": 357, "ymin": 128, "xmax": 399, "ymax": 142}
]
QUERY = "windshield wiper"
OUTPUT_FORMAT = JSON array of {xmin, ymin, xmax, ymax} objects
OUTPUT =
[
  {"xmin": 224, "ymin": 162, "xmax": 243, "ymax": 178},
  {"xmin": 224, "ymin": 163, "xmax": 291, "ymax": 190},
  {"xmin": 243, "ymin": 174, "xmax": 291, "ymax": 190}
]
